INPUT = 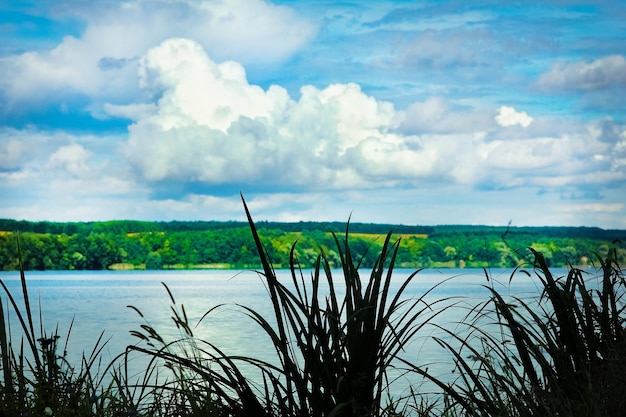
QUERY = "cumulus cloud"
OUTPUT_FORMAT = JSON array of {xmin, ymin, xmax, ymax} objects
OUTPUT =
[
  {"xmin": 495, "ymin": 106, "xmax": 533, "ymax": 128},
  {"xmin": 400, "ymin": 97, "xmax": 493, "ymax": 134},
  {"xmin": 119, "ymin": 38, "xmax": 626, "ymax": 197},
  {"xmin": 0, "ymin": 0, "xmax": 315, "ymax": 113},
  {"xmin": 124, "ymin": 38, "xmax": 413, "ymax": 189},
  {"xmin": 137, "ymin": 39, "xmax": 291, "ymax": 132},
  {"xmin": 48, "ymin": 143, "xmax": 93, "ymax": 177},
  {"xmin": 0, "ymin": 128, "xmax": 142, "ymax": 212},
  {"xmin": 2, "ymin": 2, "xmax": 625, "ymax": 227},
  {"xmin": 537, "ymin": 55, "xmax": 626, "ymax": 91},
  {"xmin": 0, "ymin": 137, "xmax": 27, "ymax": 170}
]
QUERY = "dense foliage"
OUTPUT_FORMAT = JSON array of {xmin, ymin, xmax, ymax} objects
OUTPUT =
[{"xmin": 0, "ymin": 219, "xmax": 624, "ymax": 270}]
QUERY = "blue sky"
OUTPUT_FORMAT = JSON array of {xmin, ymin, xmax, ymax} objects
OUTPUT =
[{"xmin": 1, "ymin": 0, "xmax": 625, "ymax": 228}]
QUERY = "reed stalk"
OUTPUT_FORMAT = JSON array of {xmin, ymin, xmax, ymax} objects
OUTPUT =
[
  {"xmin": 0, "ymin": 233, "xmax": 116, "ymax": 416},
  {"xmin": 240, "ymin": 194, "xmax": 449, "ymax": 417},
  {"xmin": 408, "ymin": 247, "xmax": 625, "ymax": 417}
]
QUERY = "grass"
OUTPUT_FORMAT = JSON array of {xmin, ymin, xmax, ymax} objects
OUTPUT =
[
  {"xmin": 1, "ymin": 199, "xmax": 624, "ymax": 417},
  {"xmin": 0, "ymin": 235, "xmax": 119, "ymax": 416},
  {"xmin": 113, "ymin": 196, "xmax": 451, "ymax": 417},
  {"xmin": 238, "ymin": 195, "xmax": 453, "ymax": 417},
  {"xmin": 408, "ymin": 247, "xmax": 626, "ymax": 417}
]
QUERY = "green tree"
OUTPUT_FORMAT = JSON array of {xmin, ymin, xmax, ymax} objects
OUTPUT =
[
  {"xmin": 146, "ymin": 251, "xmax": 163, "ymax": 269},
  {"xmin": 85, "ymin": 233, "xmax": 120, "ymax": 269}
]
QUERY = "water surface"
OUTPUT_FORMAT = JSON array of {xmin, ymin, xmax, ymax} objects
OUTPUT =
[{"xmin": 0, "ymin": 267, "xmax": 563, "ymax": 399}]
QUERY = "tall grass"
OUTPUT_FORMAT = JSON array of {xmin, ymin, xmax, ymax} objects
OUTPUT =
[
  {"xmin": 2, "ymin": 204, "xmax": 624, "ymax": 417},
  {"xmin": 122, "ymin": 196, "xmax": 451, "ymax": 416},
  {"xmin": 124, "ymin": 282, "xmax": 273, "ymax": 417},
  {"xmin": 97, "ymin": 202, "xmax": 626, "ymax": 417},
  {"xmin": 0, "ymin": 235, "xmax": 118, "ymax": 416},
  {"xmin": 409, "ymin": 247, "xmax": 626, "ymax": 417},
  {"xmin": 239, "ymin": 195, "xmax": 453, "ymax": 417}
]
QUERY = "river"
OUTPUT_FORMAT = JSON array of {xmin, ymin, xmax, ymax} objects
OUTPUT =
[{"xmin": 0, "ymin": 267, "xmax": 561, "ymax": 405}]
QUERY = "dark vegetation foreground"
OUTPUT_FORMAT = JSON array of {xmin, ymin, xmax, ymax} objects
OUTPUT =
[{"xmin": 1, "ymin": 199, "xmax": 624, "ymax": 416}]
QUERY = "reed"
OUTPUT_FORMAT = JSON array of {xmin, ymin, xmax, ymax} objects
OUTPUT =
[
  {"xmin": 124, "ymin": 281, "xmax": 273, "ymax": 417},
  {"xmin": 239, "ymin": 194, "xmax": 452, "ymax": 417},
  {"xmin": 3, "ymin": 205, "xmax": 623, "ymax": 417},
  {"xmin": 121, "ymin": 195, "xmax": 452, "ymax": 417},
  {"xmin": 0, "ymin": 234, "xmax": 117, "ymax": 416},
  {"xmin": 408, "ymin": 247, "xmax": 626, "ymax": 417}
]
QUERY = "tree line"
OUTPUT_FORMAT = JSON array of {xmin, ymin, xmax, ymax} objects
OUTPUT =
[{"xmin": 0, "ymin": 219, "xmax": 624, "ymax": 270}]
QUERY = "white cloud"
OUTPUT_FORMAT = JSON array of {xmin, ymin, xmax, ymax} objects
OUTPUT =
[
  {"xmin": 537, "ymin": 55, "xmax": 626, "ymax": 91},
  {"xmin": 0, "ymin": 128, "xmax": 144, "ymax": 214},
  {"xmin": 0, "ymin": 128, "xmax": 71, "ymax": 172},
  {"xmin": 2, "ymin": 2, "xmax": 625, "ymax": 228},
  {"xmin": 0, "ymin": 0, "xmax": 315, "ymax": 111},
  {"xmin": 118, "ymin": 39, "xmax": 626, "ymax": 197},
  {"xmin": 137, "ymin": 38, "xmax": 291, "ymax": 131},
  {"xmin": 0, "ymin": 137, "xmax": 27, "ymax": 170},
  {"xmin": 495, "ymin": 106, "xmax": 533, "ymax": 128},
  {"xmin": 123, "ymin": 38, "xmax": 410, "ymax": 188},
  {"xmin": 0, "ymin": 33, "xmax": 139, "ymax": 105},
  {"xmin": 48, "ymin": 144, "xmax": 93, "ymax": 177},
  {"xmin": 3, "ymin": 33, "xmax": 622, "ymax": 210},
  {"xmin": 399, "ymin": 97, "xmax": 493, "ymax": 134},
  {"xmin": 102, "ymin": 103, "xmax": 157, "ymax": 121},
  {"xmin": 561, "ymin": 203, "xmax": 625, "ymax": 213}
]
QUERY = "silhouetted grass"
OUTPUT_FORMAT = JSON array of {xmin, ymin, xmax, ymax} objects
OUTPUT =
[
  {"xmin": 0, "ymin": 235, "xmax": 120, "ymax": 416},
  {"xmin": 118, "ymin": 196, "xmax": 452, "ymax": 416},
  {"xmin": 1, "ymin": 204, "xmax": 624, "ymax": 417},
  {"xmin": 240, "ymin": 195, "xmax": 458, "ymax": 417},
  {"xmin": 408, "ymin": 248, "xmax": 625, "ymax": 417}
]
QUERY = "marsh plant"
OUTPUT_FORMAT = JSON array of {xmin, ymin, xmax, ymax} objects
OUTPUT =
[
  {"xmin": 123, "ymin": 196, "xmax": 450, "ymax": 417},
  {"xmin": 124, "ymin": 281, "xmax": 272, "ymax": 417},
  {"xmin": 1, "ymin": 201, "xmax": 625, "ymax": 417},
  {"xmin": 238, "ymin": 197, "xmax": 454, "ymax": 417},
  {"xmin": 0, "ymin": 238, "xmax": 123, "ymax": 417},
  {"xmin": 411, "ymin": 247, "xmax": 626, "ymax": 417}
]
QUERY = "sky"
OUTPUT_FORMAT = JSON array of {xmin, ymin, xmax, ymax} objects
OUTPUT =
[{"xmin": 1, "ymin": 0, "xmax": 625, "ymax": 228}]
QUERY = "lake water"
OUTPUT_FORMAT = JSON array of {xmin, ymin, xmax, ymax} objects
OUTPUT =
[{"xmin": 0, "ymin": 267, "xmax": 565, "ymax": 403}]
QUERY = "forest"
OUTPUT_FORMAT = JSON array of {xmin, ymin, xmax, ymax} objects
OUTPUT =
[{"xmin": 0, "ymin": 218, "xmax": 624, "ymax": 270}]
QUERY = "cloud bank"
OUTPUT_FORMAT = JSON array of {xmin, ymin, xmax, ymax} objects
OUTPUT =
[
  {"xmin": 117, "ymin": 39, "xmax": 625, "ymax": 199},
  {"xmin": 0, "ymin": 0, "xmax": 316, "ymax": 115},
  {"xmin": 1, "ymin": 1, "xmax": 624, "ymax": 227}
]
